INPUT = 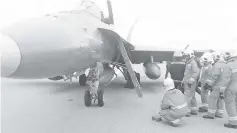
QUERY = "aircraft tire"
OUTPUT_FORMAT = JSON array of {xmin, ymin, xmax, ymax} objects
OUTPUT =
[
  {"xmin": 84, "ymin": 90, "xmax": 91, "ymax": 107},
  {"xmin": 97, "ymin": 90, "xmax": 104, "ymax": 107},
  {"xmin": 79, "ymin": 74, "xmax": 87, "ymax": 86}
]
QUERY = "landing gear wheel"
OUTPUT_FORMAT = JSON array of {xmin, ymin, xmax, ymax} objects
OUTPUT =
[
  {"xmin": 84, "ymin": 90, "xmax": 91, "ymax": 107},
  {"xmin": 97, "ymin": 90, "xmax": 104, "ymax": 107},
  {"xmin": 79, "ymin": 74, "xmax": 87, "ymax": 86}
]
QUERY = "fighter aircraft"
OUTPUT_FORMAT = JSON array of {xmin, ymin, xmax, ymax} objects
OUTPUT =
[{"xmin": 1, "ymin": 0, "xmax": 204, "ymax": 105}]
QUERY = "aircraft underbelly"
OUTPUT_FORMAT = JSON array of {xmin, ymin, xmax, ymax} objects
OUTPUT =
[{"xmin": 1, "ymin": 15, "xmax": 102, "ymax": 79}]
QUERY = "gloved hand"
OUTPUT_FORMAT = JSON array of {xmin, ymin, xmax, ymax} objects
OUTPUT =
[
  {"xmin": 161, "ymin": 105, "xmax": 171, "ymax": 110},
  {"xmin": 188, "ymin": 83, "xmax": 192, "ymax": 88},
  {"xmin": 180, "ymin": 80, "xmax": 184, "ymax": 87},
  {"xmin": 198, "ymin": 81, "xmax": 201, "ymax": 87},
  {"xmin": 195, "ymin": 87, "xmax": 202, "ymax": 95},
  {"xmin": 180, "ymin": 82, "xmax": 183, "ymax": 88},
  {"xmin": 219, "ymin": 92, "xmax": 224, "ymax": 99},
  {"xmin": 203, "ymin": 83, "xmax": 212, "ymax": 90}
]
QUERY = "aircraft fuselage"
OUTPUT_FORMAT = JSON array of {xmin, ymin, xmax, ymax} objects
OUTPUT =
[{"xmin": 1, "ymin": 10, "xmax": 116, "ymax": 79}]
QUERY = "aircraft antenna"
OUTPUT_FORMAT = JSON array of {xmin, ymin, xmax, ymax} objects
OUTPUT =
[{"xmin": 127, "ymin": 18, "xmax": 139, "ymax": 42}]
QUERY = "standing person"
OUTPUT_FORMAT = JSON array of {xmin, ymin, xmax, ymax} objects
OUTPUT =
[
  {"xmin": 152, "ymin": 78, "xmax": 188, "ymax": 127},
  {"xmin": 195, "ymin": 50, "xmax": 215, "ymax": 95},
  {"xmin": 165, "ymin": 51, "xmax": 186, "ymax": 93},
  {"xmin": 198, "ymin": 54, "xmax": 213, "ymax": 112},
  {"xmin": 182, "ymin": 49, "xmax": 200, "ymax": 116},
  {"xmin": 203, "ymin": 52, "xmax": 227, "ymax": 119},
  {"xmin": 223, "ymin": 51, "xmax": 237, "ymax": 128},
  {"xmin": 194, "ymin": 56, "xmax": 202, "ymax": 95}
]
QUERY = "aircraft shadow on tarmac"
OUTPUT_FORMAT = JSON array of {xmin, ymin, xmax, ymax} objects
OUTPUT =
[
  {"xmin": 6, "ymin": 79, "xmax": 84, "ymax": 93},
  {"xmin": 101, "ymin": 78, "xmax": 164, "ymax": 94},
  {"xmin": 4, "ymin": 76, "xmax": 164, "ymax": 94}
]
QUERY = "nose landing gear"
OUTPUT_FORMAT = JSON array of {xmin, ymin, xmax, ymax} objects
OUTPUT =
[{"xmin": 84, "ymin": 90, "xmax": 104, "ymax": 107}]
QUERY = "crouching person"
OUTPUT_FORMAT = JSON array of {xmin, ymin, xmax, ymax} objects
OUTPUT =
[{"xmin": 152, "ymin": 78, "xmax": 188, "ymax": 127}]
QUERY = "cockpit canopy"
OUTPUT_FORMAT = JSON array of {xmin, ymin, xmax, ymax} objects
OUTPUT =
[{"xmin": 73, "ymin": 0, "xmax": 102, "ymax": 19}]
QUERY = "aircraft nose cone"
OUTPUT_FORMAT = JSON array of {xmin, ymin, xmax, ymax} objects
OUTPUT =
[{"xmin": 1, "ymin": 33, "xmax": 21, "ymax": 77}]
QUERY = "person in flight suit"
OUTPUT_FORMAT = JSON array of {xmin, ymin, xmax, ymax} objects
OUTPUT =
[
  {"xmin": 203, "ymin": 52, "xmax": 228, "ymax": 119},
  {"xmin": 152, "ymin": 78, "xmax": 188, "ymax": 127},
  {"xmin": 222, "ymin": 51, "xmax": 237, "ymax": 129},
  {"xmin": 165, "ymin": 51, "xmax": 186, "ymax": 93},
  {"xmin": 182, "ymin": 49, "xmax": 200, "ymax": 117},
  {"xmin": 198, "ymin": 54, "xmax": 213, "ymax": 112}
]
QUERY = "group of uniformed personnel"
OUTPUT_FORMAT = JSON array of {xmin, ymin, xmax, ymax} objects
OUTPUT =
[
  {"xmin": 84, "ymin": 47, "xmax": 237, "ymax": 128},
  {"xmin": 165, "ymin": 49, "xmax": 237, "ymax": 128}
]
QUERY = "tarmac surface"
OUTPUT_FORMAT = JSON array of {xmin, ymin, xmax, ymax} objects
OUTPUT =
[{"xmin": 1, "ymin": 64, "xmax": 236, "ymax": 133}]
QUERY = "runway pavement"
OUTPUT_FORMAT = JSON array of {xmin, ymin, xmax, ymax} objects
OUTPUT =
[{"xmin": 1, "ymin": 64, "xmax": 236, "ymax": 133}]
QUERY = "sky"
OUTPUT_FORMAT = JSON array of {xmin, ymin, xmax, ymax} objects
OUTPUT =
[{"xmin": 0, "ymin": 0, "xmax": 236, "ymax": 51}]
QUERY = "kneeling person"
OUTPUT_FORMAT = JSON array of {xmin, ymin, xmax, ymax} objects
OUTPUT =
[{"xmin": 152, "ymin": 78, "xmax": 188, "ymax": 127}]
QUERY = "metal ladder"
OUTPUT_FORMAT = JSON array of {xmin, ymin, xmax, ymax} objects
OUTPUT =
[{"xmin": 117, "ymin": 40, "xmax": 143, "ymax": 98}]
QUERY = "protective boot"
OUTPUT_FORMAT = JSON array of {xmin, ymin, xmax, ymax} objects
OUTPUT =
[
  {"xmin": 224, "ymin": 123, "xmax": 237, "ymax": 129},
  {"xmin": 152, "ymin": 115, "xmax": 162, "ymax": 122},
  {"xmin": 215, "ymin": 110, "xmax": 224, "ymax": 118},
  {"xmin": 195, "ymin": 87, "xmax": 202, "ymax": 95},
  {"xmin": 215, "ymin": 113, "xmax": 224, "ymax": 118},
  {"xmin": 191, "ymin": 110, "xmax": 198, "ymax": 115},
  {"xmin": 198, "ymin": 106, "xmax": 208, "ymax": 113},
  {"xmin": 203, "ymin": 114, "xmax": 215, "ymax": 119},
  {"xmin": 185, "ymin": 112, "xmax": 191, "ymax": 117},
  {"xmin": 170, "ymin": 120, "xmax": 182, "ymax": 127}
]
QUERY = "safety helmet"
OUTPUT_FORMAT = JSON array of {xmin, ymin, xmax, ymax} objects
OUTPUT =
[
  {"xmin": 201, "ymin": 53, "xmax": 213, "ymax": 64},
  {"xmin": 183, "ymin": 49, "xmax": 195, "ymax": 57},
  {"xmin": 201, "ymin": 53, "xmax": 210, "ymax": 61},
  {"xmin": 212, "ymin": 51, "xmax": 223, "ymax": 62},
  {"xmin": 224, "ymin": 51, "xmax": 237, "ymax": 60},
  {"xmin": 183, "ymin": 49, "xmax": 195, "ymax": 62},
  {"xmin": 223, "ymin": 52, "xmax": 232, "ymax": 61},
  {"xmin": 163, "ymin": 78, "xmax": 175, "ymax": 91},
  {"xmin": 201, "ymin": 57, "xmax": 208, "ymax": 65}
]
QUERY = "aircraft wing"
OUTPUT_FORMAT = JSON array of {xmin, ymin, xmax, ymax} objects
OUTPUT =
[
  {"xmin": 130, "ymin": 50, "xmax": 205, "ymax": 64},
  {"xmin": 98, "ymin": 28, "xmax": 205, "ymax": 64}
]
